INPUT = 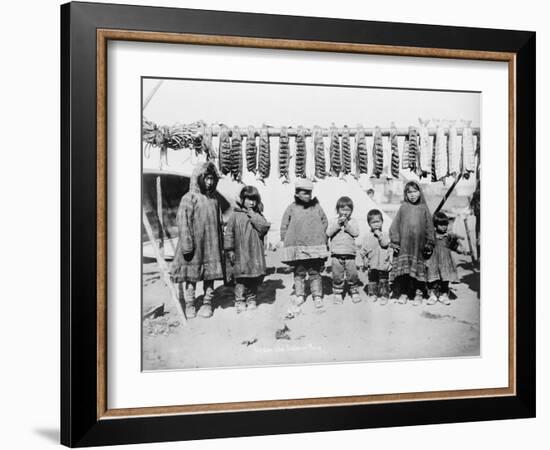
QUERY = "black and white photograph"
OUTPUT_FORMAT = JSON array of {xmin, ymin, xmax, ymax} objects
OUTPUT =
[{"xmin": 141, "ymin": 77, "xmax": 481, "ymax": 371}]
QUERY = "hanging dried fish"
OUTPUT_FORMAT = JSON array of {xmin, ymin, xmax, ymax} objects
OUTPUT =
[
  {"xmin": 341, "ymin": 126, "xmax": 352, "ymax": 175},
  {"xmin": 294, "ymin": 125, "xmax": 307, "ymax": 179},
  {"xmin": 382, "ymin": 134, "xmax": 392, "ymax": 179},
  {"xmin": 329, "ymin": 124, "xmax": 342, "ymax": 177},
  {"xmin": 418, "ymin": 119, "xmax": 432, "ymax": 177},
  {"xmin": 166, "ymin": 121, "xmax": 204, "ymax": 150},
  {"xmin": 313, "ymin": 126, "xmax": 327, "ymax": 179},
  {"xmin": 142, "ymin": 119, "xmax": 165, "ymax": 150},
  {"xmin": 407, "ymin": 126, "xmax": 420, "ymax": 175},
  {"xmin": 354, "ymin": 124, "xmax": 368, "ymax": 177},
  {"xmin": 462, "ymin": 120, "xmax": 476, "ymax": 179},
  {"xmin": 279, "ymin": 126, "xmax": 291, "ymax": 183},
  {"xmin": 203, "ymin": 125, "xmax": 215, "ymax": 161},
  {"xmin": 431, "ymin": 133, "xmax": 438, "ymax": 182},
  {"xmin": 433, "ymin": 123, "xmax": 448, "ymax": 181},
  {"xmin": 402, "ymin": 137, "xmax": 409, "ymax": 169},
  {"xmin": 472, "ymin": 133, "xmax": 480, "ymax": 181},
  {"xmin": 390, "ymin": 124, "xmax": 400, "ymax": 179},
  {"xmin": 218, "ymin": 124, "xmax": 232, "ymax": 175},
  {"xmin": 245, "ymin": 126, "xmax": 257, "ymax": 174},
  {"xmin": 371, "ymin": 126, "xmax": 384, "ymax": 178},
  {"xmin": 447, "ymin": 121, "xmax": 461, "ymax": 176},
  {"xmin": 231, "ymin": 126, "xmax": 243, "ymax": 182},
  {"xmin": 142, "ymin": 119, "xmax": 209, "ymax": 153},
  {"xmin": 258, "ymin": 125, "xmax": 271, "ymax": 181}
]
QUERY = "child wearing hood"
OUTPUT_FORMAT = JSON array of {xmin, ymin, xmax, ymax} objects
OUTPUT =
[
  {"xmin": 224, "ymin": 186, "xmax": 271, "ymax": 313},
  {"xmin": 171, "ymin": 161, "xmax": 225, "ymax": 319},
  {"xmin": 280, "ymin": 178, "xmax": 329, "ymax": 309},
  {"xmin": 389, "ymin": 180, "xmax": 435, "ymax": 305}
]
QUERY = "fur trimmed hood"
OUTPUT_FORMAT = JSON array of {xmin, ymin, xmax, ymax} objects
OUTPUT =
[{"xmin": 189, "ymin": 161, "xmax": 220, "ymax": 196}]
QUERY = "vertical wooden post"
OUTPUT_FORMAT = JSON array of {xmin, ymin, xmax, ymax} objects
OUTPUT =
[
  {"xmin": 463, "ymin": 216, "xmax": 477, "ymax": 264},
  {"xmin": 156, "ymin": 145, "xmax": 170, "ymax": 257},
  {"xmin": 143, "ymin": 209, "xmax": 187, "ymax": 324},
  {"xmin": 156, "ymin": 174, "xmax": 164, "ymax": 258}
]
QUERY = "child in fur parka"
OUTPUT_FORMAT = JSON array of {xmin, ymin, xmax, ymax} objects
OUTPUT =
[
  {"xmin": 171, "ymin": 162, "xmax": 225, "ymax": 319},
  {"xmin": 280, "ymin": 178, "xmax": 329, "ymax": 310}
]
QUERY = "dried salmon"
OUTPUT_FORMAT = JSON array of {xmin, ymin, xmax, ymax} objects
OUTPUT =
[{"xmin": 279, "ymin": 126, "xmax": 290, "ymax": 183}]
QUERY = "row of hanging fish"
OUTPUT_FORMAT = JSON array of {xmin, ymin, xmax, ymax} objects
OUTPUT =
[
  {"xmin": 144, "ymin": 120, "xmax": 478, "ymax": 183},
  {"xmin": 400, "ymin": 119, "xmax": 477, "ymax": 181},
  {"xmin": 216, "ymin": 122, "xmax": 477, "ymax": 183},
  {"xmin": 418, "ymin": 119, "xmax": 477, "ymax": 181},
  {"xmin": 142, "ymin": 119, "xmax": 217, "ymax": 160}
]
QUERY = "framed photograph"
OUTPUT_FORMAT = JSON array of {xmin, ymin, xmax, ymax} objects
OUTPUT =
[{"xmin": 61, "ymin": 2, "xmax": 535, "ymax": 447}]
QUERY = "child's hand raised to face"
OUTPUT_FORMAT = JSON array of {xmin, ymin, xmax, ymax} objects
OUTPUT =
[
  {"xmin": 368, "ymin": 215, "xmax": 383, "ymax": 234},
  {"xmin": 337, "ymin": 205, "xmax": 352, "ymax": 226},
  {"xmin": 243, "ymin": 198, "xmax": 257, "ymax": 211}
]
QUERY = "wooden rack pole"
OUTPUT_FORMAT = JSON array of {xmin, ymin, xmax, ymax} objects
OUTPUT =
[
  {"xmin": 143, "ymin": 80, "xmax": 163, "ymax": 110},
  {"xmin": 196, "ymin": 125, "xmax": 480, "ymax": 138},
  {"xmin": 434, "ymin": 172, "xmax": 463, "ymax": 214},
  {"xmin": 142, "ymin": 209, "xmax": 187, "ymax": 324}
]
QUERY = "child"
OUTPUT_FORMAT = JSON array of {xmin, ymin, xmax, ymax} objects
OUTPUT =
[
  {"xmin": 280, "ymin": 178, "xmax": 329, "ymax": 309},
  {"xmin": 389, "ymin": 181, "xmax": 435, "ymax": 306},
  {"xmin": 426, "ymin": 212, "xmax": 467, "ymax": 305},
  {"xmin": 326, "ymin": 196, "xmax": 361, "ymax": 304},
  {"xmin": 224, "ymin": 186, "xmax": 271, "ymax": 313},
  {"xmin": 359, "ymin": 209, "xmax": 392, "ymax": 305},
  {"xmin": 171, "ymin": 162, "xmax": 225, "ymax": 319}
]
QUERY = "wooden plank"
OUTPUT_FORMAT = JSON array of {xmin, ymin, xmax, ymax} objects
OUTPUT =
[{"xmin": 142, "ymin": 209, "xmax": 187, "ymax": 324}]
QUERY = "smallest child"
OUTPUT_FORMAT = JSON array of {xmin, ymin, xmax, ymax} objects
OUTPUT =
[
  {"xmin": 360, "ymin": 209, "xmax": 392, "ymax": 305},
  {"xmin": 426, "ymin": 212, "xmax": 468, "ymax": 305},
  {"xmin": 326, "ymin": 196, "xmax": 361, "ymax": 304}
]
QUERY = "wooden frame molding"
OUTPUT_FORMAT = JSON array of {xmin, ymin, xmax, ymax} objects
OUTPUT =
[{"xmin": 96, "ymin": 29, "xmax": 517, "ymax": 420}]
